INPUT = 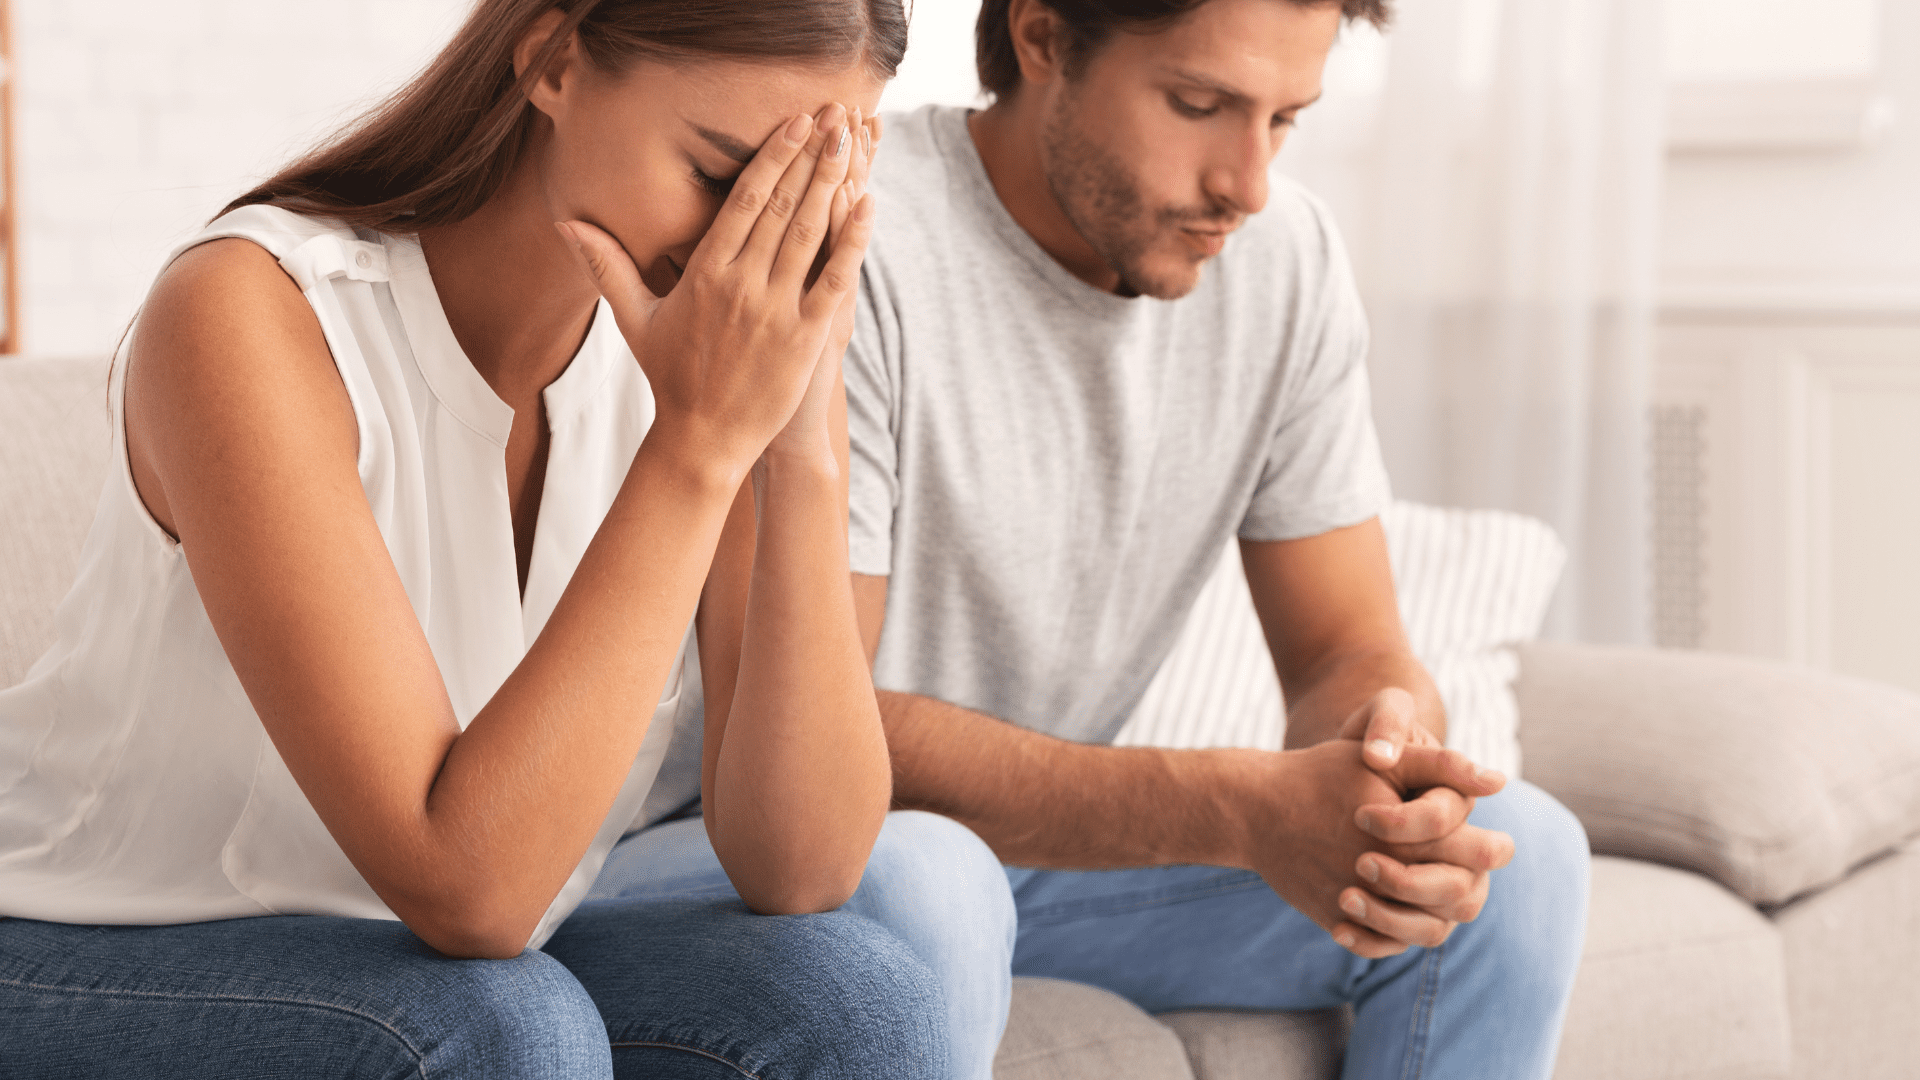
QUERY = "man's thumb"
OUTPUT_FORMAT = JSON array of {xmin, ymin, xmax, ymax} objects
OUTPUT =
[{"xmin": 1362, "ymin": 688, "xmax": 1418, "ymax": 769}]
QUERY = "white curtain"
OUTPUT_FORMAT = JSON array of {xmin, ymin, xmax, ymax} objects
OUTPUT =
[{"xmin": 1283, "ymin": 0, "xmax": 1667, "ymax": 643}]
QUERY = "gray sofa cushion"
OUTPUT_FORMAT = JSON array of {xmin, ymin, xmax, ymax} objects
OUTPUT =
[
  {"xmin": 1156, "ymin": 1008, "xmax": 1348, "ymax": 1080},
  {"xmin": 1517, "ymin": 642, "xmax": 1920, "ymax": 906},
  {"xmin": 1553, "ymin": 857, "xmax": 1790, "ymax": 1080},
  {"xmin": 1774, "ymin": 841, "xmax": 1920, "ymax": 1080},
  {"xmin": 994, "ymin": 978, "xmax": 1194, "ymax": 1080},
  {"xmin": 0, "ymin": 357, "xmax": 114, "ymax": 687}
]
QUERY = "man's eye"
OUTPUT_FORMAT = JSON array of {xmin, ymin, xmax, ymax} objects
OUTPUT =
[
  {"xmin": 1168, "ymin": 94, "xmax": 1218, "ymax": 119},
  {"xmin": 691, "ymin": 166, "xmax": 737, "ymax": 197}
]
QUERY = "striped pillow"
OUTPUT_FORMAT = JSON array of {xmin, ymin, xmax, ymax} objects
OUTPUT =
[{"xmin": 1113, "ymin": 502, "xmax": 1565, "ymax": 779}]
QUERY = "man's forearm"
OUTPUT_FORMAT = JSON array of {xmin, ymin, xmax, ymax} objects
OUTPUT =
[
  {"xmin": 1280, "ymin": 647, "xmax": 1445, "ymax": 750},
  {"xmin": 878, "ymin": 689, "xmax": 1262, "ymax": 870}
]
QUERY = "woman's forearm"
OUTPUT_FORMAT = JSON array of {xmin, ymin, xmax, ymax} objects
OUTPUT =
[
  {"xmin": 706, "ymin": 446, "xmax": 890, "ymax": 913},
  {"xmin": 413, "ymin": 437, "xmax": 742, "ymax": 951}
]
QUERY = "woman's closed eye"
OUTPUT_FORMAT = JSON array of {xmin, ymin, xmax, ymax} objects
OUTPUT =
[{"xmin": 691, "ymin": 164, "xmax": 739, "ymax": 197}]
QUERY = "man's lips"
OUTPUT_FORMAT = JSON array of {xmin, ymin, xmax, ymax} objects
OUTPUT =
[{"xmin": 1180, "ymin": 227, "xmax": 1233, "ymax": 257}]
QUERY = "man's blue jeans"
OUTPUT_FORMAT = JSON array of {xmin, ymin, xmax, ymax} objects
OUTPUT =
[
  {"xmin": 1006, "ymin": 779, "xmax": 1592, "ymax": 1080},
  {"xmin": 0, "ymin": 810, "xmax": 1012, "ymax": 1080}
]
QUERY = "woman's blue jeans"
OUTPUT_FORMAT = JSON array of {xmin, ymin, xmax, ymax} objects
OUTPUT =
[{"xmin": 0, "ymin": 810, "xmax": 1017, "ymax": 1080}]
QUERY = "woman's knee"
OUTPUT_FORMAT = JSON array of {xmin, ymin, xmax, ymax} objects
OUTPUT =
[
  {"xmin": 552, "ymin": 896, "xmax": 947, "ymax": 1079},
  {"xmin": 776, "ymin": 915, "xmax": 949, "ymax": 1080},
  {"xmin": 636, "ymin": 906, "xmax": 950, "ymax": 1080},
  {"xmin": 409, "ymin": 948, "xmax": 612, "ymax": 1079}
]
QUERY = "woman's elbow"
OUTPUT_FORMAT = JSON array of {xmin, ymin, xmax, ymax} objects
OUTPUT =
[
  {"xmin": 401, "ymin": 901, "xmax": 537, "ymax": 960},
  {"xmin": 736, "ymin": 872, "xmax": 863, "ymax": 916},
  {"xmin": 727, "ymin": 846, "xmax": 870, "ymax": 915}
]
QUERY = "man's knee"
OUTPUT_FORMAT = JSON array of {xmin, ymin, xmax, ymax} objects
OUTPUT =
[
  {"xmin": 1461, "ymin": 780, "xmax": 1591, "ymax": 978},
  {"xmin": 860, "ymin": 810, "xmax": 1018, "ymax": 953},
  {"xmin": 1478, "ymin": 779, "xmax": 1592, "ymax": 893}
]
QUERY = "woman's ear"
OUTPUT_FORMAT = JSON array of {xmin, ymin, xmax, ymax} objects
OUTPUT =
[{"xmin": 514, "ymin": 7, "xmax": 577, "ymax": 120}]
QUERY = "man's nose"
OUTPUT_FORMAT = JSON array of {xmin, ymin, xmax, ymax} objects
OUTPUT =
[{"xmin": 1205, "ymin": 128, "xmax": 1274, "ymax": 216}]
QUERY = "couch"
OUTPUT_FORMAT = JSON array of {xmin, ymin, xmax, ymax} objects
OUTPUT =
[{"xmin": 4, "ymin": 355, "xmax": 1919, "ymax": 1079}]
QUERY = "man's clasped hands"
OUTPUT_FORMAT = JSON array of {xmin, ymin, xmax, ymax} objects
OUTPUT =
[{"xmin": 1259, "ymin": 690, "xmax": 1515, "ymax": 959}]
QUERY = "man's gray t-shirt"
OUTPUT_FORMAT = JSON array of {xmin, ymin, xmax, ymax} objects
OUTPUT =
[{"xmin": 850, "ymin": 105, "xmax": 1391, "ymax": 745}]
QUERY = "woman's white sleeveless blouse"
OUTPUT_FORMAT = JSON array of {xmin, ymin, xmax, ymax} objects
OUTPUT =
[{"xmin": 0, "ymin": 206, "xmax": 690, "ymax": 948}]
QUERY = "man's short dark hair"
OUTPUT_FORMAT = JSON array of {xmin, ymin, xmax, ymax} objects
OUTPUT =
[{"xmin": 975, "ymin": 0, "xmax": 1392, "ymax": 100}]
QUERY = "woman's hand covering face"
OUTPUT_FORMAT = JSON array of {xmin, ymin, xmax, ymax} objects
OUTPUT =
[
  {"xmin": 555, "ymin": 101, "xmax": 879, "ymax": 477},
  {"xmin": 771, "ymin": 107, "xmax": 881, "ymax": 464}
]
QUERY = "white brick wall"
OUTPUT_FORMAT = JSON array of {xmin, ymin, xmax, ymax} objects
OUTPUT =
[{"xmin": 11, "ymin": 0, "xmax": 469, "ymax": 356}]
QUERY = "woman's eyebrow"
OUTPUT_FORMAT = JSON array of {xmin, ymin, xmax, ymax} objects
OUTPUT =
[{"xmin": 691, "ymin": 124, "xmax": 757, "ymax": 165}]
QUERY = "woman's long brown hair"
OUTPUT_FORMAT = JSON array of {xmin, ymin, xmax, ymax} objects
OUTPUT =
[{"xmin": 222, "ymin": 0, "xmax": 908, "ymax": 232}]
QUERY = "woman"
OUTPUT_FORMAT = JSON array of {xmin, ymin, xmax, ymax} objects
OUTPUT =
[{"xmin": 0, "ymin": 1, "xmax": 1012, "ymax": 1077}]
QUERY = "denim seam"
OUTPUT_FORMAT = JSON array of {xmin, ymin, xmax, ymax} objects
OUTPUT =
[
  {"xmin": 1015, "ymin": 874, "xmax": 1269, "ymax": 924},
  {"xmin": 1397, "ymin": 942, "xmax": 1443, "ymax": 1080},
  {"xmin": 0, "ymin": 974, "xmax": 429, "ymax": 1075},
  {"xmin": 610, "ymin": 1040, "xmax": 759, "ymax": 1078}
]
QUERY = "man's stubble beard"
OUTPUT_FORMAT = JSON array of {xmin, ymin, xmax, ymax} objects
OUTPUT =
[{"xmin": 1040, "ymin": 91, "xmax": 1219, "ymax": 301}]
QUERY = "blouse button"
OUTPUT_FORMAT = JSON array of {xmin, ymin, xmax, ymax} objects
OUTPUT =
[{"xmin": 355, "ymin": 251, "xmax": 373, "ymax": 270}]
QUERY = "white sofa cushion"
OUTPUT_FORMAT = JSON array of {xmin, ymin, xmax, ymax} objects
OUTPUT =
[
  {"xmin": 1117, "ymin": 502, "xmax": 1564, "ymax": 778},
  {"xmin": 0, "ymin": 357, "xmax": 114, "ymax": 688}
]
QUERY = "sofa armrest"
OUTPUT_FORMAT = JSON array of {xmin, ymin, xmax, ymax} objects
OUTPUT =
[{"xmin": 1515, "ymin": 642, "xmax": 1920, "ymax": 906}]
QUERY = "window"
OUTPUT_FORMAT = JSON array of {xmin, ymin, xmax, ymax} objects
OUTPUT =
[
  {"xmin": 1666, "ymin": 0, "xmax": 1893, "ymax": 152},
  {"xmin": 1668, "ymin": 0, "xmax": 1880, "ymax": 82}
]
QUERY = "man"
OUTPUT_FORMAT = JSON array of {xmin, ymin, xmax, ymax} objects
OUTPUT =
[{"xmin": 844, "ymin": 0, "xmax": 1591, "ymax": 1076}]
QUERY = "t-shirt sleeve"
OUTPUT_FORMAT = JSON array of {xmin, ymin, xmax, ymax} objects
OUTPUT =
[
  {"xmin": 1238, "ymin": 202, "xmax": 1393, "ymax": 542},
  {"xmin": 846, "ymin": 264, "xmax": 901, "ymax": 576}
]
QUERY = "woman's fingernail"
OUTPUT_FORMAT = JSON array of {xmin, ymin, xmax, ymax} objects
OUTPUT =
[
  {"xmin": 1342, "ymin": 894, "xmax": 1367, "ymax": 918},
  {"xmin": 831, "ymin": 125, "xmax": 850, "ymax": 159},
  {"xmin": 1477, "ymin": 768, "xmax": 1505, "ymax": 785},
  {"xmin": 1368, "ymin": 739, "xmax": 1399, "ymax": 763},
  {"xmin": 786, "ymin": 114, "xmax": 813, "ymax": 144},
  {"xmin": 553, "ymin": 221, "xmax": 580, "ymax": 252},
  {"xmin": 1334, "ymin": 930, "xmax": 1356, "ymax": 948},
  {"xmin": 1360, "ymin": 857, "xmax": 1380, "ymax": 884},
  {"xmin": 863, "ymin": 126, "xmax": 874, "ymax": 159}
]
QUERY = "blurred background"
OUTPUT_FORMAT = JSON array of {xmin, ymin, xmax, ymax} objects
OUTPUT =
[{"xmin": 0, "ymin": 0, "xmax": 1912, "ymax": 691}]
